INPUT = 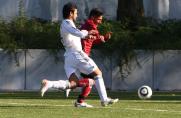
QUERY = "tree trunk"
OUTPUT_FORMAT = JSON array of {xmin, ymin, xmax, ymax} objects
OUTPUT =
[{"xmin": 117, "ymin": 0, "xmax": 144, "ymax": 20}]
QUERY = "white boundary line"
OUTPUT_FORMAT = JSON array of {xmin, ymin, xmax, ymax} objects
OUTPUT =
[
  {"xmin": 0, "ymin": 102, "xmax": 72, "ymax": 107},
  {"xmin": 124, "ymin": 108, "xmax": 181, "ymax": 114},
  {"xmin": 0, "ymin": 102, "xmax": 181, "ymax": 114},
  {"xmin": 123, "ymin": 100, "xmax": 181, "ymax": 103}
]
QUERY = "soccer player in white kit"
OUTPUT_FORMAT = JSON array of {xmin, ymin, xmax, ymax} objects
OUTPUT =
[{"xmin": 40, "ymin": 2, "xmax": 118, "ymax": 107}]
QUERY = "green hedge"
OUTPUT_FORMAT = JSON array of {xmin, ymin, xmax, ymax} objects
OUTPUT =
[
  {"xmin": 0, "ymin": 17, "xmax": 61, "ymax": 51},
  {"xmin": 98, "ymin": 18, "xmax": 181, "ymax": 51},
  {"xmin": 1, "ymin": 17, "xmax": 181, "ymax": 51}
]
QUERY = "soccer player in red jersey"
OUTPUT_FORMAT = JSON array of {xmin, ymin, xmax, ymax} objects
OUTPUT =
[
  {"xmin": 81, "ymin": 8, "xmax": 112, "ymax": 56},
  {"xmin": 75, "ymin": 8, "xmax": 113, "ymax": 105}
]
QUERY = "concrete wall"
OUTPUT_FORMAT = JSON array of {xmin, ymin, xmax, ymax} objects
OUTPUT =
[
  {"xmin": 0, "ymin": 49, "xmax": 181, "ymax": 91},
  {"xmin": 0, "ymin": 50, "xmax": 25, "ymax": 90},
  {"xmin": 112, "ymin": 50, "xmax": 181, "ymax": 91}
]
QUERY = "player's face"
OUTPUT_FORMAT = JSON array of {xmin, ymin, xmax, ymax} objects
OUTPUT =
[
  {"xmin": 70, "ymin": 9, "xmax": 78, "ymax": 21},
  {"xmin": 93, "ymin": 16, "xmax": 103, "ymax": 25}
]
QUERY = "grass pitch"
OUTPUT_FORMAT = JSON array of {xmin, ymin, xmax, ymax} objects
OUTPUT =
[{"xmin": 0, "ymin": 91, "xmax": 181, "ymax": 118}]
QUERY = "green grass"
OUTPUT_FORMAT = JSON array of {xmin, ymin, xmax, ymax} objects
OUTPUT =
[{"xmin": 0, "ymin": 91, "xmax": 181, "ymax": 118}]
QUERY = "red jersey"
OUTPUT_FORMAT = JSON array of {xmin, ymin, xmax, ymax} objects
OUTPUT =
[{"xmin": 81, "ymin": 19, "xmax": 108, "ymax": 56}]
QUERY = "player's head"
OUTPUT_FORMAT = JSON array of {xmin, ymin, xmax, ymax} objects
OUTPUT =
[
  {"xmin": 63, "ymin": 2, "xmax": 78, "ymax": 21},
  {"xmin": 89, "ymin": 8, "xmax": 103, "ymax": 25}
]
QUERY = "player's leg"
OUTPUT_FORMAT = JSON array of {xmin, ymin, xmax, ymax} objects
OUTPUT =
[
  {"xmin": 76, "ymin": 78, "xmax": 95, "ymax": 104},
  {"xmin": 40, "ymin": 74, "xmax": 93, "ymax": 98},
  {"xmin": 40, "ymin": 53, "xmax": 77, "ymax": 97},
  {"xmin": 47, "ymin": 68, "xmax": 94, "ymax": 107},
  {"xmin": 75, "ymin": 79, "xmax": 94, "ymax": 108},
  {"xmin": 76, "ymin": 52, "xmax": 108, "ymax": 102},
  {"xmin": 66, "ymin": 71, "xmax": 94, "ymax": 98},
  {"xmin": 90, "ymin": 68, "xmax": 119, "ymax": 106},
  {"xmin": 68, "ymin": 73, "xmax": 94, "ymax": 107},
  {"xmin": 41, "ymin": 52, "xmax": 92, "ymax": 101},
  {"xmin": 76, "ymin": 52, "xmax": 118, "ymax": 106},
  {"xmin": 68, "ymin": 72, "xmax": 95, "ymax": 107},
  {"xmin": 66, "ymin": 77, "xmax": 92, "ymax": 98},
  {"xmin": 40, "ymin": 73, "xmax": 81, "ymax": 97},
  {"xmin": 80, "ymin": 72, "xmax": 113, "ymax": 103},
  {"xmin": 40, "ymin": 79, "xmax": 70, "ymax": 97}
]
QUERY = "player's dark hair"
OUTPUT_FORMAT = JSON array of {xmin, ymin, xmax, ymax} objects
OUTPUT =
[
  {"xmin": 63, "ymin": 2, "xmax": 77, "ymax": 19},
  {"xmin": 89, "ymin": 8, "xmax": 103, "ymax": 18}
]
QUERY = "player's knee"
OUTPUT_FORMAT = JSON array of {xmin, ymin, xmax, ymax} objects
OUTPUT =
[
  {"xmin": 69, "ymin": 73, "xmax": 79, "ymax": 89},
  {"xmin": 69, "ymin": 81, "xmax": 78, "ymax": 89},
  {"xmin": 96, "ymin": 69, "xmax": 102, "ymax": 76},
  {"xmin": 92, "ymin": 68, "xmax": 102, "ymax": 77}
]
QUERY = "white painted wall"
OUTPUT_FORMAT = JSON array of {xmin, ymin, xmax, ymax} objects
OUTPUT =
[{"xmin": 1, "ymin": 49, "xmax": 181, "ymax": 91}]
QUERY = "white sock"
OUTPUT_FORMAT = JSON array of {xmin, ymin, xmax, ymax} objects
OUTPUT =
[
  {"xmin": 48, "ymin": 80, "xmax": 70, "ymax": 90},
  {"xmin": 94, "ymin": 75, "xmax": 108, "ymax": 102}
]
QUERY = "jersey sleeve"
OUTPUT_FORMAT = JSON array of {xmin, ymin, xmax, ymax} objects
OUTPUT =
[
  {"xmin": 81, "ymin": 20, "xmax": 104, "ymax": 44},
  {"xmin": 62, "ymin": 20, "xmax": 88, "ymax": 38}
]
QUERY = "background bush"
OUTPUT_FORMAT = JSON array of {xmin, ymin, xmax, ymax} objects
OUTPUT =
[{"xmin": 1, "ymin": 17, "xmax": 181, "ymax": 51}]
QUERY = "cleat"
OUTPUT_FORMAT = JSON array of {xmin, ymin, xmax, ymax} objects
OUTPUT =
[
  {"xmin": 40, "ymin": 79, "xmax": 49, "ymax": 97},
  {"xmin": 101, "ymin": 98, "xmax": 119, "ymax": 107},
  {"xmin": 65, "ymin": 89, "xmax": 71, "ymax": 98},
  {"xmin": 74, "ymin": 102, "xmax": 93, "ymax": 108}
]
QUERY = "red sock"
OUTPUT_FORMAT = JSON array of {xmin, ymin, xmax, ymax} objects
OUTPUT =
[
  {"xmin": 77, "ymin": 78, "xmax": 92, "ymax": 103},
  {"xmin": 78, "ymin": 86, "xmax": 92, "ymax": 103},
  {"xmin": 81, "ymin": 86, "xmax": 91, "ymax": 97}
]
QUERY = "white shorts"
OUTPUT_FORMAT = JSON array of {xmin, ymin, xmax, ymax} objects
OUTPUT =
[{"xmin": 64, "ymin": 51, "xmax": 98, "ymax": 79}]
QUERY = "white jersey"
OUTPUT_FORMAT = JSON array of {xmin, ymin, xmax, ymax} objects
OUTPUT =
[
  {"xmin": 60, "ymin": 19, "xmax": 97, "ymax": 78},
  {"xmin": 60, "ymin": 19, "xmax": 88, "ymax": 53}
]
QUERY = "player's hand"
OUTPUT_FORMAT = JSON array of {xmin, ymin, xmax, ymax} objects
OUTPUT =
[
  {"xmin": 104, "ymin": 32, "xmax": 112, "ymax": 40},
  {"xmin": 88, "ymin": 35, "xmax": 96, "ymax": 40},
  {"xmin": 99, "ymin": 35, "xmax": 104, "ymax": 41},
  {"xmin": 88, "ymin": 30, "xmax": 98, "ymax": 35}
]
